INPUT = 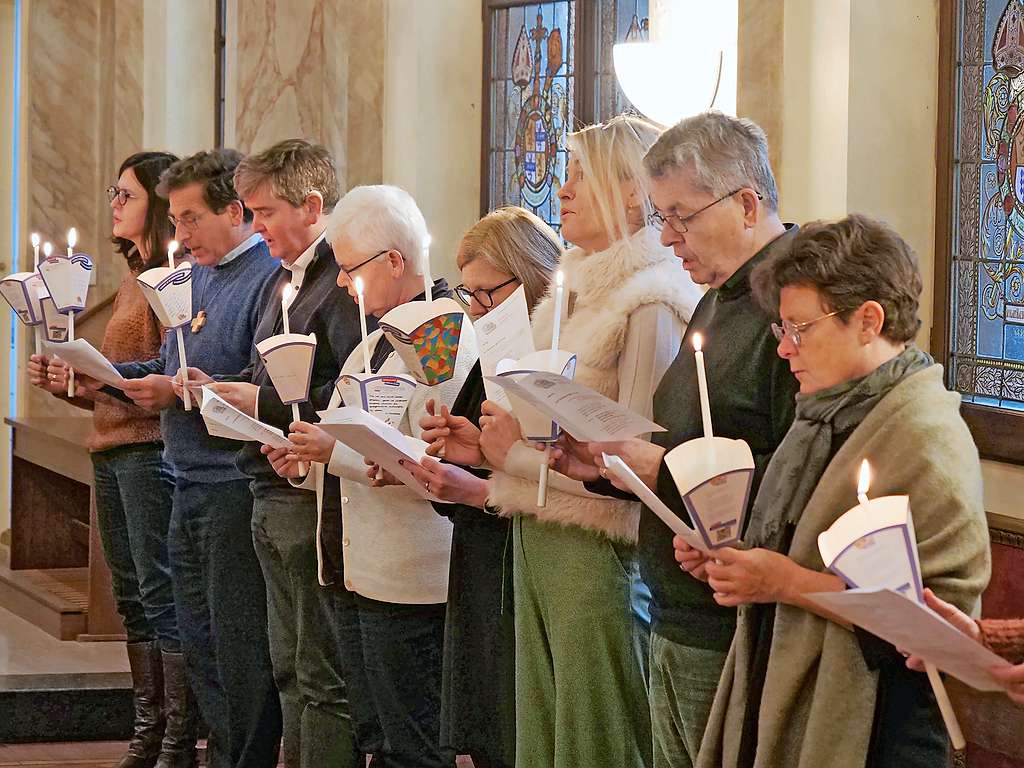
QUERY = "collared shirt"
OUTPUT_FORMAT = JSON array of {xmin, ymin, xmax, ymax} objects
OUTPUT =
[
  {"xmin": 217, "ymin": 232, "xmax": 264, "ymax": 268},
  {"xmin": 283, "ymin": 230, "xmax": 327, "ymax": 290}
]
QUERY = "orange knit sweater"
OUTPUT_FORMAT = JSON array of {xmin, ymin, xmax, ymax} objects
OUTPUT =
[
  {"xmin": 980, "ymin": 618, "xmax": 1024, "ymax": 664},
  {"xmin": 87, "ymin": 270, "xmax": 165, "ymax": 452}
]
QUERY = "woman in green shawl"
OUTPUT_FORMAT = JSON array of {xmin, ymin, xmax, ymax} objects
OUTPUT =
[{"xmin": 675, "ymin": 214, "xmax": 991, "ymax": 768}]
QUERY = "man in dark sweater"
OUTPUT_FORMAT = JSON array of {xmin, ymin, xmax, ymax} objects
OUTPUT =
[
  {"xmin": 190, "ymin": 140, "xmax": 376, "ymax": 768},
  {"xmin": 111, "ymin": 150, "xmax": 282, "ymax": 768},
  {"xmin": 561, "ymin": 113, "xmax": 800, "ymax": 768}
]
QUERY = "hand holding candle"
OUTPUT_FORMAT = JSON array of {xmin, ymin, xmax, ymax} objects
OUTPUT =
[
  {"xmin": 355, "ymin": 276, "xmax": 372, "ymax": 374},
  {"xmin": 65, "ymin": 229, "xmax": 78, "ymax": 397}
]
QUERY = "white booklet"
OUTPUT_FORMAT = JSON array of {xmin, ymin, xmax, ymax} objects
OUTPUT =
[
  {"xmin": 494, "ymin": 350, "xmax": 577, "ymax": 440},
  {"xmin": 334, "ymin": 372, "xmax": 418, "ymax": 429},
  {"xmin": 38, "ymin": 254, "xmax": 93, "ymax": 312},
  {"xmin": 602, "ymin": 453, "xmax": 708, "ymax": 551},
  {"xmin": 472, "ymin": 285, "xmax": 535, "ymax": 404},
  {"xmin": 40, "ymin": 295, "xmax": 71, "ymax": 342},
  {"xmin": 378, "ymin": 297, "xmax": 467, "ymax": 386},
  {"xmin": 807, "ymin": 588, "xmax": 1010, "ymax": 692},
  {"xmin": 484, "ymin": 371, "xmax": 665, "ymax": 442},
  {"xmin": 41, "ymin": 338, "xmax": 126, "ymax": 389},
  {"xmin": 0, "ymin": 272, "xmax": 46, "ymax": 326},
  {"xmin": 199, "ymin": 385, "xmax": 291, "ymax": 449},
  {"xmin": 137, "ymin": 263, "xmax": 193, "ymax": 329},
  {"xmin": 255, "ymin": 332, "xmax": 318, "ymax": 404},
  {"xmin": 316, "ymin": 406, "xmax": 447, "ymax": 503}
]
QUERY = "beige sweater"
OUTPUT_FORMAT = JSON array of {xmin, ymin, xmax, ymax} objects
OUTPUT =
[{"xmin": 698, "ymin": 365, "xmax": 992, "ymax": 768}]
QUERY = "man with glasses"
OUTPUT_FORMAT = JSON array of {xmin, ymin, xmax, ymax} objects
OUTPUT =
[
  {"xmin": 185, "ymin": 140, "xmax": 375, "ymax": 768},
  {"xmin": 560, "ymin": 112, "xmax": 800, "ymax": 768},
  {"xmin": 104, "ymin": 149, "xmax": 281, "ymax": 768}
]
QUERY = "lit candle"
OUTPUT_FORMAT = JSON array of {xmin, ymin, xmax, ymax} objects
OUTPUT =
[
  {"xmin": 66, "ymin": 227, "xmax": 77, "ymax": 258},
  {"xmin": 857, "ymin": 459, "xmax": 871, "ymax": 507},
  {"xmin": 422, "ymin": 234, "xmax": 433, "ymax": 302},
  {"xmin": 354, "ymin": 276, "xmax": 372, "ymax": 374},
  {"xmin": 282, "ymin": 284, "xmax": 295, "ymax": 335},
  {"xmin": 43, "ymin": 241, "xmax": 53, "ymax": 261},
  {"xmin": 168, "ymin": 240, "xmax": 179, "ymax": 270},
  {"xmin": 30, "ymin": 233, "xmax": 40, "ymax": 270},
  {"xmin": 692, "ymin": 333, "xmax": 713, "ymax": 438}
]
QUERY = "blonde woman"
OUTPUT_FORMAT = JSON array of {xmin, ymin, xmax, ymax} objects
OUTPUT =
[
  {"xmin": 401, "ymin": 207, "xmax": 561, "ymax": 768},
  {"xmin": 435, "ymin": 115, "xmax": 703, "ymax": 767}
]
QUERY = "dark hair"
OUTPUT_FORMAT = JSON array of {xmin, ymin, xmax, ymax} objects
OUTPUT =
[
  {"xmin": 112, "ymin": 151, "xmax": 179, "ymax": 270},
  {"xmin": 752, "ymin": 214, "xmax": 923, "ymax": 343},
  {"xmin": 156, "ymin": 148, "xmax": 253, "ymax": 223},
  {"xmin": 234, "ymin": 139, "xmax": 340, "ymax": 211}
]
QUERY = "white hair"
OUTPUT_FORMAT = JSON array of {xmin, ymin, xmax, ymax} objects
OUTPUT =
[{"xmin": 326, "ymin": 184, "xmax": 428, "ymax": 274}]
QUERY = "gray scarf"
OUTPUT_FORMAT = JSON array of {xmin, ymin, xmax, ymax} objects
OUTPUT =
[{"xmin": 745, "ymin": 345, "xmax": 933, "ymax": 551}]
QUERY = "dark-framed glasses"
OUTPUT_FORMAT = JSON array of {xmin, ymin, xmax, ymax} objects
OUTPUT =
[
  {"xmin": 455, "ymin": 277, "xmax": 519, "ymax": 308},
  {"xmin": 648, "ymin": 189, "xmax": 763, "ymax": 234},
  {"xmin": 168, "ymin": 212, "xmax": 208, "ymax": 232},
  {"xmin": 770, "ymin": 310, "xmax": 843, "ymax": 348},
  {"xmin": 341, "ymin": 249, "xmax": 391, "ymax": 277},
  {"xmin": 107, "ymin": 186, "xmax": 138, "ymax": 206}
]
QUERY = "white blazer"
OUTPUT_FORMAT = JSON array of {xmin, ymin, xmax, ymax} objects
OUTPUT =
[{"xmin": 302, "ymin": 324, "xmax": 478, "ymax": 604}]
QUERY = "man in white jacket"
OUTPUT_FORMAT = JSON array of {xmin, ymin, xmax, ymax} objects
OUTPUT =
[{"xmin": 271, "ymin": 185, "xmax": 477, "ymax": 768}]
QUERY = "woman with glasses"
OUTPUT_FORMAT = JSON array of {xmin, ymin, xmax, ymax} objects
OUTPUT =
[
  {"xmin": 675, "ymin": 215, "xmax": 990, "ymax": 768},
  {"xmin": 29, "ymin": 151, "xmax": 197, "ymax": 768},
  {"xmin": 428, "ymin": 115, "xmax": 702, "ymax": 768}
]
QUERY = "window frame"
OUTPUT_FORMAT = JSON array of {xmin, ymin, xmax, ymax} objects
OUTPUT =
[{"xmin": 934, "ymin": 0, "xmax": 1024, "ymax": 465}]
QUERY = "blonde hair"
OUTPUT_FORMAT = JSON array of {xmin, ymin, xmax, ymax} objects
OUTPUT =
[
  {"xmin": 456, "ymin": 207, "xmax": 562, "ymax": 311},
  {"xmin": 233, "ymin": 138, "xmax": 340, "ymax": 210},
  {"xmin": 565, "ymin": 114, "xmax": 663, "ymax": 245}
]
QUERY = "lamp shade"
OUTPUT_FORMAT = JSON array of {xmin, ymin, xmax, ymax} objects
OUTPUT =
[{"xmin": 613, "ymin": 40, "xmax": 724, "ymax": 127}]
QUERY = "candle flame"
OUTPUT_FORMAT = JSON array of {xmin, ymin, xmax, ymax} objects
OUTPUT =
[
  {"xmin": 43, "ymin": 242, "xmax": 53, "ymax": 257},
  {"xmin": 30, "ymin": 232, "xmax": 40, "ymax": 247},
  {"xmin": 555, "ymin": 270, "xmax": 564, "ymax": 287},
  {"xmin": 354, "ymin": 276, "xmax": 364, "ymax": 296},
  {"xmin": 168, "ymin": 240, "xmax": 179, "ymax": 257},
  {"xmin": 692, "ymin": 332, "xmax": 703, "ymax": 352},
  {"xmin": 283, "ymin": 283, "xmax": 294, "ymax": 303},
  {"xmin": 67, "ymin": 227, "xmax": 77, "ymax": 249},
  {"xmin": 857, "ymin": 459, "xmax": 871, "ymax": 498}
]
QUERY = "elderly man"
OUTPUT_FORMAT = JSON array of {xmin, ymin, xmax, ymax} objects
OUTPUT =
[
  {"xmin": 187, "ymin": 140, "xmax": 374, "ymax": 768},
  {"xmin": 560, "ymin": 112, "xmax": 800, "ymax": 768},
  {"xmin": 276, "ymin": 185, "xmax": 478, "ymax": 768}
]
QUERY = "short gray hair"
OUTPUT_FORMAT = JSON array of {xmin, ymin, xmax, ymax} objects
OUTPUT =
[
  {"xmin": 643, "ymin": 111, "xmax": 779, "ymax": 212},
  {"xmin": 326, "ymin": 185, "xmax": 428, "ymax": 274}
]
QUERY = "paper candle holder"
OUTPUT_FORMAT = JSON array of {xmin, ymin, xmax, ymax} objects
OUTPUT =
[
  {"xmin": 137, "ymin": 263, "xmax": 193, "ymax": 329},
  {"xmin": 0, "ymin": 272, "xmax": 47, "ymax": 326},
  {"xmin": 495, "ymin": 349, "xmax": 578, "ymax": 442},
  {"xmin": 817, "ymin": 494, "xmax": 923, "ymax": 602},
  {"xmin": 334, "ymin": 372, "xmax": 418, "ymax": 429},
  {"xmin": 38, "ymin": 253, "xmax": 93, "ymax": 313},
  {"xmin": 663, "ymin": 436, "xmax": 755, "ymax": 549},
  {"xmin": 255, "ymin": 332, "xmax": 318, "ymax": 405},
  {"xmin": 39, "ymin": 295, "xmax": 71, "ymax": 342},
  {"xmin": 379, "ymin": 297, "xmax": 466, "ymax": 386}
]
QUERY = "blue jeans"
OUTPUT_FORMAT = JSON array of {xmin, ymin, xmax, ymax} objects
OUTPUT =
[
  {"xmin": 170, "ymin": 478, "xmax": 281, "ymax": 768},
  {"xmin": 91, "ymin": 442, "xmax": 178, "ymax": 649}
]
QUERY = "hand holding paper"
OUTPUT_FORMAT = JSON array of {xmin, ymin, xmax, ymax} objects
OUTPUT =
[
  {"xmin": 287, "ymin": 422, "xmax": 338, "ymax": 465},
  {"xmin": 419, "ymin": 398, "xmax": 483, "ymax": 465},
  {"xmin": 41, "ymin": 338, "xmax": 126, "ymax": 390}
]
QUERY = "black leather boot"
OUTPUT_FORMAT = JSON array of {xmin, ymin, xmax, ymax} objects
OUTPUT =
[
  {"xmin": 118, "ymin": 641, "xmax": 165, "ymax": 768},
  {"xmin": 155, "ymin": 651, "xmax": 198, "ymax": 768}
]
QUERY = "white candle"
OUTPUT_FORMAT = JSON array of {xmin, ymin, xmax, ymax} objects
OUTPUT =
[
  {"xmin": 692, "ymin": 333, "xmax": 713, "ymax": 439},
  {"xmin": 66, "ymin": 227, "xmax": 77, "ymax": 258},
  {"xmin": 354, "ymin": 276, "xmax": 372, "ymax": 374},
  {"xmin": 168, "ymin": 240, "xmax": 179, "ymax": 269},
  {"xmin": 42, "ymin": 241, "xmax": 53, "ymax": 261},
  {"xmin": 422, "ymin": 234, "xmax": 433, "ymax": 302},
  {"xmin": 64, "ymin": 230, "xmax": 78, "ymax": 397},
  {"xmin": 282, "ymin": 284, "xmax": 294, "ymax": 335},
  {"xmin": 176, "ymin": 328, "xmax": 192, "ymax": 411},
  {"xmin": 550, "ymin": 270, "xmax": 565, "ymax": 367},
  {"xmin": 30, "ymin": 233, "xmax": 40, "ymax": 270},
  {"xmin": 857, "ymin": 459, "xmax": 871, "ymax": 507}
]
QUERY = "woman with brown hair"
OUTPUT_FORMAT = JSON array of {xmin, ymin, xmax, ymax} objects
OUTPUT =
[{"xmin": 30, "ymin": 151, "xmax": 197, "ymax": 768}]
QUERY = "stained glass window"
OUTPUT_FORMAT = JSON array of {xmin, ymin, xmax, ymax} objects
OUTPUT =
[{"xmin": 484, "ymin": 1, "xmax": 649, "ymax": 232}]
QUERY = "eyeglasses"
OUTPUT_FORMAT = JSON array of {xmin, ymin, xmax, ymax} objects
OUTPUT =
[
  {"xmin": 168, "ymin": 212, "xmax": 208, "ymax": 232},
  {"xmin": 455, "ymin": 277, "xmax": 520, "ymax": 308},
  {"xmin": 770, "ymin": 310, "xmax": 843, "ymax": 348},
  {"xmin": 341, "ymin": 249, "xmax": 391, "ymax": 277},
  {"xmin": 107, "ymin": 186, "xmax": 138, "ymax": 206},
  {"xmin": 648, "ymin": 189, "xmax": 763, "ymax": 234}
]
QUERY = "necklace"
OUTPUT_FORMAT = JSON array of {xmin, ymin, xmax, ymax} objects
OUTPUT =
[{"xmin": 190, "ymin": 268, "xmax": 232, "ymax": 333}]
